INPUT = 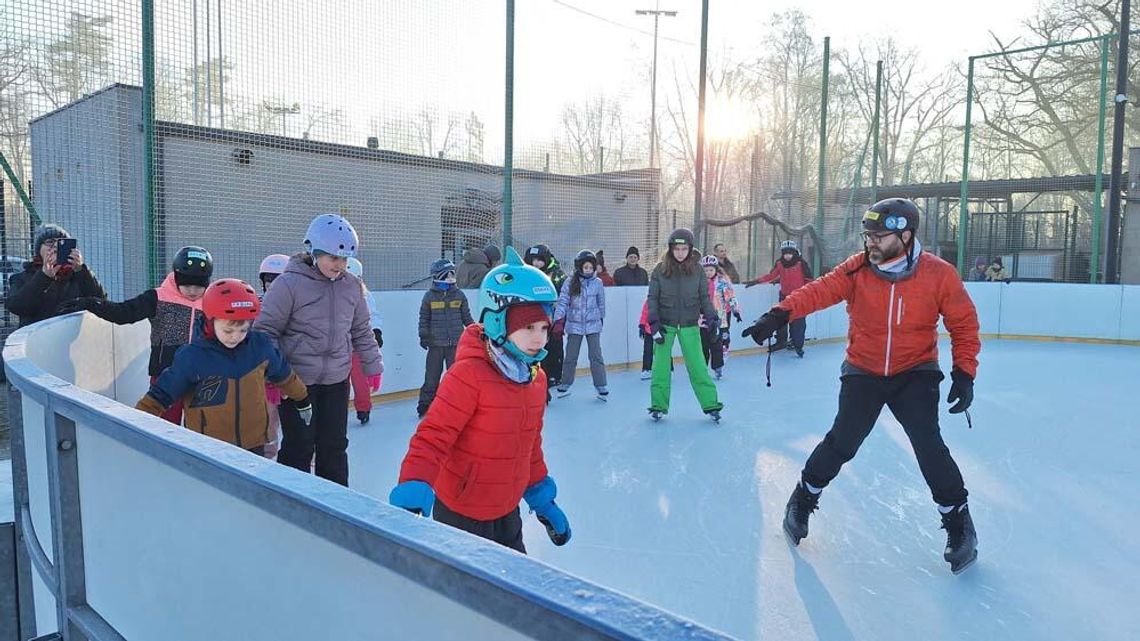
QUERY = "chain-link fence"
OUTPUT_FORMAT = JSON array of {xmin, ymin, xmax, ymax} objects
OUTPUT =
[{"xmin": 3, "ymin": 3, "xmax": 1138, "ymax": 339}]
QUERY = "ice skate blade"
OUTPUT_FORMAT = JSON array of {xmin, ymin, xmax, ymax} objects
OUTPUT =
[
  {"xmin": 783, "ymin": 522, "xmax": 802, "ymax": 547},
  {"xmin": 950, "ymin": 549, "xmax": 979, "ymax": 575}
]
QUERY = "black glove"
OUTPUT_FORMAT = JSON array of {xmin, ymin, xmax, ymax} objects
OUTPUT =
[
  {"xmin": 638, "ymin": 325, "xmax": 648, "ymax": 339},
  {"xmin": 741, "ymin": 308, "xmax": 790, "ymax": 346},
  {"xmin": 733, "ymin": 311, "xmax": 743, "ymax": 323},
  {"xmin": 57, "ymin": 297, "xmax": 100, "ymax": 314},
  {"xmin": 650, "ymin": 322, "xmax": 666, "ymax": 345},
  {"xmin": 295, "ymin": 398, "xmax": 313, "ymax": 425},
  {"xmin": 947, "ymin": 368, "xmax": 974, "ymax": 414},
  {"xmin": 420, "ymin": 338, "xmax": 430, "ymax": 350},
  {"xmin": 373, "ymin": 328, "xmax": 384, "ymax": 349}
]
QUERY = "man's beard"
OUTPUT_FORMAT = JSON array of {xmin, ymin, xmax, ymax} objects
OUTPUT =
[{"xmin": 868, "ymin": 241, "xmax": 905, "ymax": 264}]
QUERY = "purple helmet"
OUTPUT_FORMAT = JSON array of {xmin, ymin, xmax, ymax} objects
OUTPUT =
[{"xmin": 303, "ymin": 214, "xmax": 359, "ymax": 258}]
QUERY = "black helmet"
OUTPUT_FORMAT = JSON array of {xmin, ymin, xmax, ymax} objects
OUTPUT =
[
  {"xmin": 524, "ymin": 244, "xmax": 553, "ymax": 267},
  {"xmin": 668, "ymin": 228, "xmax": 695, "ymax": 248},
  {"xmin": 430, "ymin": 258, "xmax": 456, "ymax": 281},
  {"xmin": 573, "ymin": 249, "xmax": 597, "ymax": 273},
  {"xmin": 863, "ymin": 198, "xmax": 920, "ymax": 236},
  {"xmin": 172, "ymin": 246, "xmax": 213, "ymax": 287}
]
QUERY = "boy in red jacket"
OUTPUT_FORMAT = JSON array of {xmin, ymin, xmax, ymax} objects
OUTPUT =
[
  {"xmin": 389, "ymin": 247, "xmax": 571, "ymax": 553},
  {"xmin": 747, "ymin": 239, "xmax": 813, "ymax": 356},
  {"xmin": 743, "ymin": 198, "xmax": 981, "ymax": 574}
]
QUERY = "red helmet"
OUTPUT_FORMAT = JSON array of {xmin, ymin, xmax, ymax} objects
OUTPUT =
[{"xmin": 202, "ymin": 278, "xmax": 260, "ymax": 321}]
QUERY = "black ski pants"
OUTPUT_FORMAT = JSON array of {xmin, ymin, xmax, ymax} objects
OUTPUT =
[
  {"xmin": 278, "ymin": 380, "xmax": 351, "ymax": 486},
  {"xmin": 433, "ymin": 500, "xmax": 526, "ymax": 554},
  {"xmin": 801, "ymin": 369, "xmax": 968, "ymax": 507},
  {"xmin": 418, "ymin": 345, "xmax": 457, "ymax": 415}
]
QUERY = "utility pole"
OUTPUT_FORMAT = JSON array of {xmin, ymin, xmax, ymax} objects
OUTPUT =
[
  {"xmin": 264, "ymin": 102, "xmax": 301, "ymax": 137},
  {"xmin": 635, "ymin": 3, "xmax": 677, "ymax": 169}
]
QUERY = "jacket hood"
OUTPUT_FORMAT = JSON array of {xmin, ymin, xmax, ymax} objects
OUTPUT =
[
  {"xmin": 462, "ymin": 248, "xmax": 489, "ymax": 265},
  {"xmin": 455, "ymin": 323, "xmax": 493, "ymax": 364},
  {"xmin": 285, "ymin": 254, "xmax": 355, "ymax": 283}
]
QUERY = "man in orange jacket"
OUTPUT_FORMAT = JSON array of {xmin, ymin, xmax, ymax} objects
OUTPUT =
[{"xmin": 743, "ymin": 197, "xmax": 980, "ymax": 575}]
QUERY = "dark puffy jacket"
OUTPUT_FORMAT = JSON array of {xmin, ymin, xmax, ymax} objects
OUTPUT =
[
  {"xmin": 83, "ymin": 272, "xmax": 203, "ymax": 376},
  {"xmin": 612, "ymin": 264, "xmax": 649, "ymax": 286},
  {"xmin": 398, "ymin": 323, "xmax": 549, "ymax": 521},
  {"xmin": 419, "ymin": 286, "xmax": 473, "ymax": 347},
  {"xmin": 6, "ymin": 262, "xmax": 106, "ymax": 327},
  {"xmin": 647, "ymin": 259, "xmax": 717, "ymax": 328},
  {"xmin": 456, "ymin": 249, "xmax": 490, "ymax": 289},
  {"xmin": 137, "ymin": 321, "xmax": 307, "ymax": 449}
]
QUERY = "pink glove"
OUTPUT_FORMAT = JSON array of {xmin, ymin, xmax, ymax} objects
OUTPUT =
[
  {"xmin": 368, "ymin": 374, "xmax": 382, "ymax": 393},
  {"xmin": 264, "ymin": 384, "xmax": 282, "ymax": 406}
]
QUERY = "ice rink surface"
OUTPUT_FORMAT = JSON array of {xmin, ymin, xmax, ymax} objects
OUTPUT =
[{"xmin": 350, "ymin": 338, "xmax": 1139, "ymax": 640}]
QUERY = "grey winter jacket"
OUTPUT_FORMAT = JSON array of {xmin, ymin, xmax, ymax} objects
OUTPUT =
[
  {"xmin": 456, "ymin": 249, "xmax": 490, "ymax": 289},
  {"xmin": 419, "ymin": 286, "xmax": 473, "ymax": 347},
  {"xmin": 553, "ymin": 275, "xmax": 605, "ymax": 335},
  {"xmin": 647, "ymin": 260, "xmax": 717, "ymax": 328},
  {"xmin": 254, "ymin": 255, "xmax": 383, "ymax": 385}
]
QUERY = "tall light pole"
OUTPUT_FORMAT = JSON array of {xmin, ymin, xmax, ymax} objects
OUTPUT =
[
  {"xmin": 635, "ymin": 3, "xmax": 677, "ymax": 170},
  {"xmin": 1105, "ymin": 0, "xmax": 1131, "ymax": 283}
]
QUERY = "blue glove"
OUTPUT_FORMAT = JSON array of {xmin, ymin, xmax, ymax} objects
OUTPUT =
[
  {"xmin": 523, "ymin": 476, "xmax": 572, "ymax": 546},
  {"xmin": 389, "ymin": 480, "xmax": 435, "ymax": 517}
]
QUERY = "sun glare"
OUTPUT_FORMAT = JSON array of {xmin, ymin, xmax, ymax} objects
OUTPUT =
[{"xmin": 705, "ymin": 97, "xmax": 755, "ymax": 142}]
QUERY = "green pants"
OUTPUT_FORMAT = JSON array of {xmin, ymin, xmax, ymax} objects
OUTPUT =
[{"xmin": 650, "ymin": 325, "xmax": 723, "ymax": 413}]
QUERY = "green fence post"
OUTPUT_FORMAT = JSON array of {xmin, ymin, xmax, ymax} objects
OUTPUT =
[
  {"xmin": 957, "ymin": 57, "xmax": 975, "ymax": 278},
  {"xmin": 1090, "ymin": 35, "xmax": 1110, "ymax": 283},
  {"xmin": 142, "ymin": 0, "xmax": 160, "ymax": 287},
  {"xmin": 0, "ymin": 152, "xmax": 40, "ymax": 227},
  {"xmin": 814, "ymin": 36, "xmax": 830, "ymax": 274},
  {"xmin": 870, "ymin": 60, "xmax": 882, "ymax": 204}
]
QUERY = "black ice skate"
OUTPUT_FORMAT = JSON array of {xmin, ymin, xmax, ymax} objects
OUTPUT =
[
  {"xmin": 941, "ymin": 503, "xmax": 978, "ymax": 574},
  {"xmin": 357, "ymin": 411, "xmax": 371, "ymax": 425},
  {"xmin": 783, "ymin": 481, "xmax": 820, "ymax": 546},
  {"xmin": 706, "ymin": 408, "xmax": 722, "ymax": 423},
  {"xmin": 795, "ymin": 347, "xmax": 804, "ymax": 358},
  {"xmin": 648, "ymin": 409, "xmax": 665, "ymax": 422}
]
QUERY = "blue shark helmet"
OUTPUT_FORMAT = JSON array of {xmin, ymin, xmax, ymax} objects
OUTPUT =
[
  {"xmin": 478, "ymin": 246, "xmax": 558, "ymax": 363},
  {"xmin": 303, "ymin": 213, "xmax": 358, "ymax": 258}
]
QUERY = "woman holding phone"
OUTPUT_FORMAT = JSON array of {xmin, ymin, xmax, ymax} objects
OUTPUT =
[{"xmin": 7, "ymin": 224, "xmax": 106, "ymax": 328}]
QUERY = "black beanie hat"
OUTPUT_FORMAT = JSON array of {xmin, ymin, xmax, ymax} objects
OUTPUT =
[{"xmin": 626, "ymin": 246, "xmax": 640, "ymax": 258}]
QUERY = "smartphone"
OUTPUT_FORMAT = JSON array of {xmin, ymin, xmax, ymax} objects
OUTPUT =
[{"xmin": 55, "ymin": 238, "xmax": 77, "ymax": 266}]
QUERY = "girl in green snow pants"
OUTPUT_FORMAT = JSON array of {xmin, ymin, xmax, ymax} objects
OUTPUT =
[{"xmin": 646, "ymin": 228, "xmax": 724, "ymax": 415}]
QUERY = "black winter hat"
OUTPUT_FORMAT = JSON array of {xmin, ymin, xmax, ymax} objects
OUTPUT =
[
  {"xmin": 626, "ymin": 246, "xmax": 640, "ymax": 258},
  {"xmin": 32, "ymin": 224, "xmax": 71, "ymax": 253},
  {"xmin": 483, "ymin": 244, "xmax": 501, "ymax": 264}
]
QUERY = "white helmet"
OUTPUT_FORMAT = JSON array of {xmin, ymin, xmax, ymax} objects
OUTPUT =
[
  {"xmin": 346, "ymin": 257, "xmax": 364, "ymax": 278},
  {"xmin": 258, "ymin": 254, "xmax": 290, "ymax": 276}
]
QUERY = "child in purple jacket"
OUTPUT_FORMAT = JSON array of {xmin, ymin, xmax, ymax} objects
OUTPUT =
[{"xmin": 254, "ymin": 214, "xmax": 382, "ymax": 486}]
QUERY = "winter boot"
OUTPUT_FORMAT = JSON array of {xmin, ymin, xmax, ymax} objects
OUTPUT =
[
  {"xmin": 357, "ymin": 410, "xmax": 371, "ymax": 425},
  {"xmin": 783, "ymin": 481, "xmax": 821, "ymax": 546},
  {"xmin": 940, "ymin": 503, "xmax": 979, "ymax": 574}
]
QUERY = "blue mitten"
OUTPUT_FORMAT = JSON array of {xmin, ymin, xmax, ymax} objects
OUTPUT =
[
  {"xmin": 523, "ymin": 476, "xmax": 572, "ymax": 546},
  {"xmin": 389, "ymin": 480, "xmax": 435, "ymax": 517}
]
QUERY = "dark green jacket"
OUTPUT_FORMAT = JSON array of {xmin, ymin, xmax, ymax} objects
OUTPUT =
[{"xmin": 647, "ymin": 260, "xmax": 717, "ymax": 328}]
